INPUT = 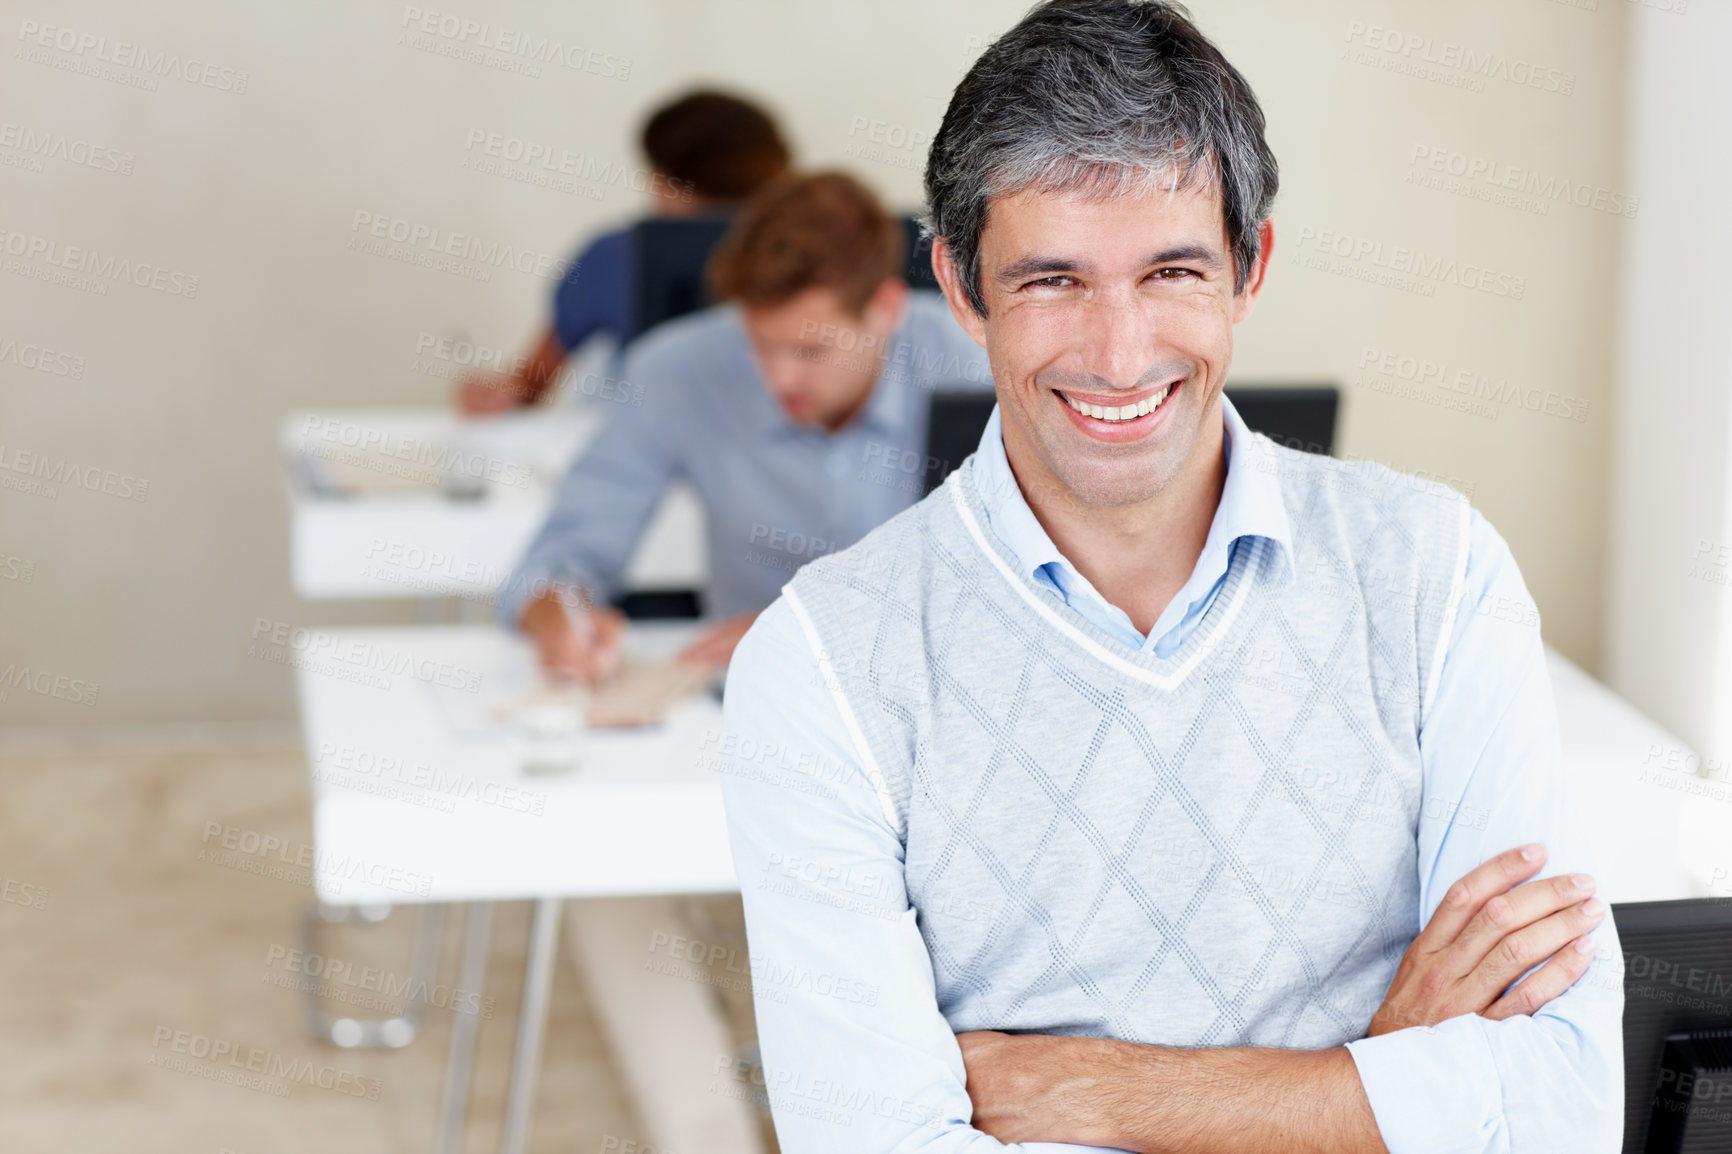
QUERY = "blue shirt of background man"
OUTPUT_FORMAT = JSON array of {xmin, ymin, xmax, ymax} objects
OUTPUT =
[
  {"xmin": 552, "ymin": 227, "xmax": 634, "ymax": 353},
  {"xmin": 500, "ymin": 291, "xmax": 992, "ymax": 625}
]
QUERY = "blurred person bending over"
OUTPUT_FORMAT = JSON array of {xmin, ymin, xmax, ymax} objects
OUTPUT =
[
  {"xmin": 502, "ymin": 170, "xmax": 988, "ymax": 1154},
  {"xmin": 458, "ymin": 89, "xmax": 790, "ymax": 414},
  {"xmin": 501, "ymin": 170, "xmax": 991, "ymax": 678}
]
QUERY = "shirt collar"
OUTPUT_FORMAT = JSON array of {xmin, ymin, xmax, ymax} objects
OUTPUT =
[{"xmin": 970, "ymin": 390, "xmax": 1295, "ymax": 592}]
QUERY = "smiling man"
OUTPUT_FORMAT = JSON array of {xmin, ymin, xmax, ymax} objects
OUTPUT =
[{"xmin": 718, "ymin": 3, "xmax": 1623, "ymax": 1152}]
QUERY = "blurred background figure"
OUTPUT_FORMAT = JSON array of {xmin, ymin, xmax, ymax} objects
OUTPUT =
[
  {"xmin": 506, "ymin": 170, "xmax": 989, "ymax": 679},
  {"xmin": 456, "ymin": 89, "xmax": 792, "ymax": 414}
]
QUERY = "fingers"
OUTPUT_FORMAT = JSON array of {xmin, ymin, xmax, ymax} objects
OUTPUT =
[
  {"xmin": 1451, "ymin": 870, "xmax": 1597, "ymax": 970},
  {"xmin": 583, "ymin": 610, "xmax": 626, "ymax": 684},
  {"xmin": 1482, "ymin": 934, "xmax": 1599, "ymax": 1020},
  {"xmin": 1468, "ymin": 893, "xmax": 1606, "ymax": 998},
  {"xmin": 1421, "ymin": 844, "xmax": 1548, "ymax": 948}
]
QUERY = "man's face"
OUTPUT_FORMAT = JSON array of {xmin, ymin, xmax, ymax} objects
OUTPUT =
[
  {"xmin": 939, "ymin": 179, "xmax": 1270, "ymax": 509},
  {"xmin": 743, "ymin": 282, "xmax": 906, "ymax": 432}
]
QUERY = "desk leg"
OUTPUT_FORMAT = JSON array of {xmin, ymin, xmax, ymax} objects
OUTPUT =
[
  {"xmin": 500, "ymin": 897, "xmax": 561, "ymax": 1154},
  {"xmin": 435, "ymin": 902, "xmax": 493, "ymax": 1154}
]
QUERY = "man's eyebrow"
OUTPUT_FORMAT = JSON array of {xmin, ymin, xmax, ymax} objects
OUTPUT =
[
  {"xmin": 996, "ymin": 255, "xmax": 1083, "ymax": 283},
  {"xmin": 995, "ymin": 245, "xmax": 1225, "ymax": 283},
  {"xmin": 1145, "ymin": 244, "xmax": 1225, "ymax": 269}
]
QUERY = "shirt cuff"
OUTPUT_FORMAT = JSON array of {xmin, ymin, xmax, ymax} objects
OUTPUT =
[{"xmin": 1345, "ymin": 1014, "xmax": 1508, "ymax": 1154}]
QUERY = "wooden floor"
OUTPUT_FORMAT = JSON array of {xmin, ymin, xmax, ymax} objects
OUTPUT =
[{"xmin": 0, "ymin": 738, "xmax": 770, "ymax": 1153}]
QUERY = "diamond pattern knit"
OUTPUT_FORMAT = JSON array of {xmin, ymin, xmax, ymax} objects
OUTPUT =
[{"xmin": 784, "ymin": 434, "xmax": 1471, "ymax": 1050}]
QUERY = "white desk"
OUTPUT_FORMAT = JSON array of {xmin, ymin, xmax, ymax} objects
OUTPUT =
[
  {"xmin": 291, "ymin": 626, "xmax": 1717, "ymax": 1154},
  {"xmin": 1547, "ymin": 647, "xmax": 1729, "ymax": 904},
  {"xmin": 297, "ymin": 623, "xmax": 735, "ymax": 903},
  {"xmin": 280, "ymin": 407, "xmax": 707, "ymax": 601},
  {"xmin": 293, "ymin": 622, "xmax": 732, "ymax": 1154}
]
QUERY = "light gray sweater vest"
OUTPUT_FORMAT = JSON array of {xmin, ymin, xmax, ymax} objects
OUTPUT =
[{"xmin": 784, "ymin": 434, "xmax": 1472, "ymax": 1049}]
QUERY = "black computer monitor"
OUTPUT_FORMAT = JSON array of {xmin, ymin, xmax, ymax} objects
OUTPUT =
[
  {"xmin": 1223, "ymin": 384, "xmax": 1339, "ymax": 457},
  {"xmin": 921, "ymin": 384, "xmax": 1343, "ymax": 496},
  {"xmin": 1611, "ymin": 897, "xmax": 1732, "ymax": 1152},
  {"xmin": 630, "ymin": 216, "xmax": 735, "ymax": 340}
]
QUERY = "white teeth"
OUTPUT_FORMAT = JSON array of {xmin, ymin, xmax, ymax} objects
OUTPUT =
[{"xmin": 1063, "ymin": 383, "xmax": 1173, "ymax": 422}]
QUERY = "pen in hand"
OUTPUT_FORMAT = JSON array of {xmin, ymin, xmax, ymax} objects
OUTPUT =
[{"xmin": 552, "ymin": 584, "xmax": 624, "ymax": 686}]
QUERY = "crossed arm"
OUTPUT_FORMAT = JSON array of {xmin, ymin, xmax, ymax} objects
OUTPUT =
[
  {"xmin": 719, "ymin": 511, "xmax": 1623, "ymax": 1153},
  {"xmin": 954, "ymin": 846, "xmax": 1604, "ymax": 1152}
]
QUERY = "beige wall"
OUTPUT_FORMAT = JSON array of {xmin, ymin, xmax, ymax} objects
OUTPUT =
[
  {"xmin": 1604, "ymin": 0, "xmax": 1732, "ymax": 765},
  {"xmin": 0, "ymin": 0, "xmax": 1632, "ymax": 726}
]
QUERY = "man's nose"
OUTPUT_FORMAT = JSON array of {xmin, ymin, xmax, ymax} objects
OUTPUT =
[
  {"xmin": 763, "ymin": 357, "xmax": 806, "ymax": 402},
  {"xmin": 1076, "ymin": 294, "xmax": 1156, "ymax": 389}
]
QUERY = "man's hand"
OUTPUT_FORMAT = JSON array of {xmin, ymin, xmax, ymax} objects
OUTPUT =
[
  {"xmin": 456, "ymin": 370, "xmax": 533, "ymax": 415},
  {"xmin": 519, "ymin": 591, "xmax": 625, "ymax": 684},
  {"xmin": 1369, "ymin": 843, "xmax": 1604, "ymax": 1035},
  {"xmin": 674, "ymin": 612, "xmax": 758, "ymax": 670},
  {"xmin": 958, "ymin": 1031, "xmax": 1126, "ymax": 1147}
]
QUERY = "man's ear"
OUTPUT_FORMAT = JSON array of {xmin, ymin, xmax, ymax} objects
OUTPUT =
[
  {"xmin": 1232, "ymin": 218, "xmax": 1276, "ymax": 324},
  {"xmin": 931, "ymin": 237, "xmax": 988, "ymax": 348}
]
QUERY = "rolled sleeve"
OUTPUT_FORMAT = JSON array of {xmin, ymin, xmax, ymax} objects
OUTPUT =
[{"xmin": 1345, "ymin": 507, "xmax": 1624, "ymax": 1153}]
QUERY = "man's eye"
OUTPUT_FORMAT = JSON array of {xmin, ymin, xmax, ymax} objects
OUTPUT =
[
  {"xmin": 1152, "ymin": 267, "xmax": 1199, "ymax": 281},
  {"xmin": 1026, "ymin": 275, "xmax": 1074, "ymax": 289}
]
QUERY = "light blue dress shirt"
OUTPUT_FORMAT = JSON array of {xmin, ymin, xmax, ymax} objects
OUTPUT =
[
  {"xmin": 499, "ymin": 291, "xmax": 990, "ymax": 625},
  {"xmin": 720, "ymin": 393, "xmax": 1623, "ymax": 1153}
]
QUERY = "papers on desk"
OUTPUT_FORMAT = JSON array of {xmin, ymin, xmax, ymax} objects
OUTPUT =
[{"xmin": 422, "ymin": 646, "xmax": 717, "ymax": 746}]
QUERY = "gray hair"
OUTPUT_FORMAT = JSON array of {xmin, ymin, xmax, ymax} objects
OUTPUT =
[{"xmin": 923, "ymin": 0, "xmax": 1279, "ymax": 316}]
